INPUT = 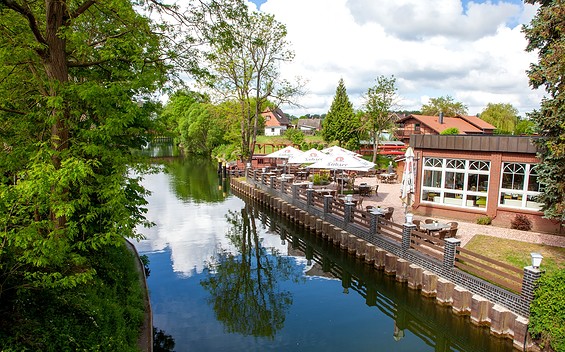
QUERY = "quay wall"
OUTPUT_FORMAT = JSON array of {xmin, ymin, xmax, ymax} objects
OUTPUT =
[{"xmin": 230, "ymin": 177, "xmax": 538, "ymax": 351}]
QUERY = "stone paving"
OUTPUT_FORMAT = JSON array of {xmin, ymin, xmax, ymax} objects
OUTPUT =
[{"xmin": 350, "ymin": 176, "xmax": 565, "ymax": 248}]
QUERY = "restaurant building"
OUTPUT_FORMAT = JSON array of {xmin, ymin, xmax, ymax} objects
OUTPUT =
[{"xmin": 410, "ymin": 134, "xmax": 559, "ymax": 233}]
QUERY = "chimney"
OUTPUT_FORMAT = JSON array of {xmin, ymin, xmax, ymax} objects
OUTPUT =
[{"xmin": 439, "ymin": 112, "xmax": 444, "ymax": 124}]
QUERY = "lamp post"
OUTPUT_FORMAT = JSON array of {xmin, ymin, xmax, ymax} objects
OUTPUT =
[{"xmin": 531, "ymin": 252, "xmax": 543, "ymax": 269}]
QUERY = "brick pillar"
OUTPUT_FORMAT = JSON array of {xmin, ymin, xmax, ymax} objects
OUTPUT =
[
  {"xmin": 323, "ymin": 195, "xmax": 333, "ymax": 213},
  {"xmin": 269, "ymin": 175, "xmax": 276, "ymax": 189},
  {"xmin": 521, "ymin": 266, "xmax": 543, "ymax": 311},
  {"xmin": 292, "ymin": 184, "xmax": 299, "ymax": 200},
  {"xmin": 443, "ymin": 238, "xmax": 461, "ymax": 269},
  {"xmin": 369, "ymin": 210, "xmax": 382, "ymax": 236},
  {"xmin": 344, "ymin": 202, "xmax": 355, "ymax": 224},
  {"xmin": 402, "ymin": 223, "xmax": 416, "ymax": 255},
  {"xmin": 280, "ymin": 178, "xmax": 287, "ymax": 193},
  {"xmin": 306, "ymin": 189, "xmax": 314, "ymax": 207}
]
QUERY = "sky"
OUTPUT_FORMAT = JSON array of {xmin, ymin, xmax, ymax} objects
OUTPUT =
[{"xmin": 245, "ymin": 0, "xmax": 543, "ymax": 117}]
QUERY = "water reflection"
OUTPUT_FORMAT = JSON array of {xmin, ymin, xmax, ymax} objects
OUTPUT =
[
  {"xmin": 136, "ymin": 156, "xmax": 513, "ymax": 351},
  {"xmin": 200, "ymin": 204, "xmax": 301, "ymax": 338}
]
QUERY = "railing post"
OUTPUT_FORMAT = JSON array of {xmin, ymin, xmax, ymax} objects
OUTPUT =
[
  {"xmin": 292, "ymin": 184, "xmax": 299, "ymax": 200},
  {"xmin": 269, "ymin": 175, "xmax": 276, "ymax": 189},
  {"xmin": 521, "ymin": 266, "xmax": 543, "ymax": 312},
  {"xmin": 402, "ymin": 223, "xmax": 416, "ymax": 255},
  {"xmin": 443, "ymin": 238, "xmax": 461, "ymax": 269},
  {"xmin": 280, "ymin": 178, "xmax": 287, "ymax": 193},
  {"xmin": 306, "ymin": 189, "xmax": 314, "ymax": 207},
  {"xmin": 323, "ymin": 195, "xmax": 333, "ymax": 214},
  {"xmin": 369, "ymin": 209, "xmax": 382, "ymax": 236},
  {"xmin": 344, "ymin": 202, "xmax": 355, "ymax": 224}
]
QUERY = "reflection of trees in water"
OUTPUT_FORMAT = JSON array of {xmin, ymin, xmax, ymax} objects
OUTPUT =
[
  {"xmin": 164, "ymin": 157, "xmax": 227, "ymax": 203},
  {"xmin": 153, "ymin": 327, "xmax": 175, "ymax": 352},
  {"xmin": 200, "ymin": 204, "xmax": 299, "ymax": 338}
]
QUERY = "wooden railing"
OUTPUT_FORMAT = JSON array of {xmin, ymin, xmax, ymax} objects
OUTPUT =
[
  {"xmin": 377, "ymin": 218, "xmax": 403, "ymax": 243},
  {"xmin": 410, "ymin": 229, "xmax": 444, "ymax": 261},
  {"xmin": 455, "ymin": 247, "xmax": 524, "ymax": 293}
]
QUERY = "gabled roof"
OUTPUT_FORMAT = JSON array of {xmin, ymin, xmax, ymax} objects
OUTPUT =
[
  {"xmin": 296, "ymin": 118, "xmax": 321, "ymax": 130},
  {"xmin": 397, "ymin": 114, "xmax": 495, "ymax": 134},
  {"xmin": 262, "ymin": 107, "xmax": 290, "ymax": 127}
]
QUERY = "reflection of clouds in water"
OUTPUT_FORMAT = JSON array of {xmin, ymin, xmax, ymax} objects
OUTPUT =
[{"xmin": 134, "ymin": 172, "xmax": 288, "ymax": 277}]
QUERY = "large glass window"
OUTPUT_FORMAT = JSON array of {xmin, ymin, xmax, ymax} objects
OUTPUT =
[
  {"xmin": 421, "ymin": 157, "xmax": 490, "ymax": 209},
  {"xmin": 499, "ymin": 163, "xmax": 542, "ymax": 210}
]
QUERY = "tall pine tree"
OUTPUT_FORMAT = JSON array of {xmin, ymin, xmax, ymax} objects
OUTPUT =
[
  {"xmin": 322, "ymin": 78, "xmax": 360, "ymax": 148},
  {"xmin": 523, "ymin": 0, "xmax": 565, "ymax": 221}
]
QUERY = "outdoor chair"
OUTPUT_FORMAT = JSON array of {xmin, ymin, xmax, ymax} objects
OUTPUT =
[
  {"xmin": 356, "ymin": 197, "xmax": 364, "ymax": 210},
  {"xmin": 412, "ymin": 219, "xmax": 422, "ymax": 231},
  {"xmin": 447, "ymin": 221, "xmax": 459, "ymax": 229},
  {"xmin": 425, "ymin": 218, "xmax": 434, "ymax": 224}
]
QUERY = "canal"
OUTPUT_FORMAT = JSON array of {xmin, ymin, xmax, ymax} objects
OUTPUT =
[{"xmin": 133, "ymin": 156, "xmax": 514, "ymax": 351}]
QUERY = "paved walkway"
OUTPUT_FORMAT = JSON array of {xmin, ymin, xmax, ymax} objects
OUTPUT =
[{"xmin": 349, "ymin": 176, "xmax": 565, "ymax": 248}]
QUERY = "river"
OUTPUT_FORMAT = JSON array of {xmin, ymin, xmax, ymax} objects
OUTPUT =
[{"xmin": 132, "ymin": 155, "xmax": 513, "ymax": 351}]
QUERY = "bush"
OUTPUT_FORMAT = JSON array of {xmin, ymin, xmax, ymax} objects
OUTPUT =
[
  {"xmin": 284, "ymin": 128, "xmax": 305, "ymax": 145},
  {"xmin": 476, "ymin": 215, "xmax": 492, "ymax": 225},
  {"xmin": 529, "ymin": 269, "xmax": 565, "ymax": 351},
  {"xmin": 510, "ymin": 214, "xmax": 532, "ymax": 231},
  {"xmin": 440, "ymin": 127, "xmax": 460, "ymax": 135},
  {"xmin": 312, "ymin": 173, "xmax": 329, "ymax": 185}
]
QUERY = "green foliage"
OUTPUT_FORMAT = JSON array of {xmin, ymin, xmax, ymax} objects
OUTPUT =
[
  {"xmin": 515, "ymin": 119, "xmax": 536, "ymax": 135},
  {"xmin": 529, "ymin": 269, "xmax": 565, "ymax": 351},
  {"xmin": 440, "ymin": 127, "xmax": 460, "ymax": 135},
  {"xmin": 510, "ymin": 214, "xmax": 533, "ymax": 231},
  {"xmin": 476, "ymin": 215, "xmax": 492, "ymax": 225},
  {"xmin": 322, "ymin": 78, "xmax": 360, "ymax": 147},
  {"xmin": 523, "ymin": 0, "xmax": 565, "ymax": 220},
  {"xmin": 284, "ymin": 128, "xmax": 305, "ymax": 145},
  {"xmin": 479, "ymin": 103, "xmax": 518, "ymax": 134},
  {"xmin": 0, "ymin": 243, "xmax": 145, "ymax": 350},
  {"xmin": 361, "ymin": 75, "xmax": 398, "ymax": 163},
  {"xmin": 312, "ymin": 172, "xmax": 330, "ymax": 185},
  {"xmin": 421, "ymin": 95, "xmax": 468, "ymax": 116}
]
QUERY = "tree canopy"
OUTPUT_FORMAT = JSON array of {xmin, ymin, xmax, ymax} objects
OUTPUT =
[
  {"xmin": 420, "ymin": 95, "xmax": 468, "ymax": 116},
  {"xmin": 361, "ymin": 75, "xmax": 398, "ymax": 163},
  {"xmin": 0, "ymin": 0, "xmax": 172, "ymax": 331},
  {"xmin": 523, "ymin": 0, "xmax": 565, "ymax": 221},
  {"xmin": 190, "ymin": 0, "xmax": 302, "ymax": 163},
  {"xmin": 322, "ymin": 78, "xmax": 360, "ymax": 148},
  {"xmin": 479, "ymin": 103, "xmax": 518, "ymax": 134}
]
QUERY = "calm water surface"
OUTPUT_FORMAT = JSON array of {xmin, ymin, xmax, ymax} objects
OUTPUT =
[{"xmin": 133, "ymin": 156, "xmax": 513, "ymax": 352}]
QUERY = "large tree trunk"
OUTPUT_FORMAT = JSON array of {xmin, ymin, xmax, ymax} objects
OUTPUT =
[{"xmin": 44, "ymin": 0, "xmax": 70, "ymax": 229}]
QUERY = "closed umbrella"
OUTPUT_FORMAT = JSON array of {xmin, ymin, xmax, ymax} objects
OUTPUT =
[{"xmin": 400, "ymin": 147, "xmax": 415, "ymax": 224}]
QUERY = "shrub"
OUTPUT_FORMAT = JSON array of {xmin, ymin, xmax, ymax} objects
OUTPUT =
[
  {"xmin": 284, "ymin": 128, "xmax": 305, "ymax": 145},
  {"xmin": 510, "ymin": 214, "xmax": 532, "ymax": 231},
  {"xmin": 312, "ymin": 173, "xmax": 329, "ymax": 185},
  {"xmin": 529, "ymin": 269, "xmax": 565, "ymax": 352},
  {"xmin": 476, "ymin": 215, "xmax": 492, "ymax": 225},
  {"xmin": 440, "ymin": 127, "xmax": 460, "ymax": 135}
]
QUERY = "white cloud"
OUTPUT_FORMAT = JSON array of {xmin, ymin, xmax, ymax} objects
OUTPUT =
[{"xmin": 255, "ymin": 0, "xmax": 542, "ymax": 117}]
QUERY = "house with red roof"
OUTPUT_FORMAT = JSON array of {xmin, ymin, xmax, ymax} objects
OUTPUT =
[
  {"xmin": 262, "ymin": 107, "xmax": 291, "ymax": 136},
  {"xmin": 395, "ymin": 114, "xmax": 495, "ymax": 143}
]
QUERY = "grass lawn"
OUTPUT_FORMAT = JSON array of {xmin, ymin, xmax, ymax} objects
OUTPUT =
[{"xmin": 464, "ymin": 234, "xmax": 565, "ymax": 275}]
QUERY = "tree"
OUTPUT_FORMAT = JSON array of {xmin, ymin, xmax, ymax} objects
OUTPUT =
[
  {"xmin": 523, "ymin": 0, "xmax": 565, "ymax": 221},
  {"xmin": 191, "ymin": 0, "xmax": 303, "ymax": 163},
  {"xmin": 515, "ymin": 119, "xmax": 536, "ymax": 135},
  {"xmin": 0, "ymin": 0, "xmax": 171, "ymax": 296},
  {"xmin": 421, "ymin": 95, "xmax": 468, "ymax": 116},
  {"xmin": 440, "ymin": 127, "xmax": 460, "ymax": 135},
  {"xmin": 361, "ymin": 75, "xmax": 399, "ymax": 163},
  {"xmin": 322, "ymin": 78, "xmax": 360, "ymax": 147},
  {"xmin": 479, "ymin": 103, "xmax": 518, "ymax": 134}
]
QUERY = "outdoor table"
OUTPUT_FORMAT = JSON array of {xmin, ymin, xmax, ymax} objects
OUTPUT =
[
  {"xmin": 358, "ymin": 185, "xmax": 371, "ymax": 196},
  {"xmin": 379, "ymin": 173, "xmax": 397, "ymax": 183},
  {"xmin": 420, "ymin": 222, "xmax": 450, "ymax": 236}
]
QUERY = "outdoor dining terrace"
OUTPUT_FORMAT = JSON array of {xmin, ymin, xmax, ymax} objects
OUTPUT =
[{"xmin": 244, "ymin": 167, "xmax": 541, "ymax": 319}]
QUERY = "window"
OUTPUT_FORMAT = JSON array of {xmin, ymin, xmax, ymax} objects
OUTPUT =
[
  {"xmin": 421, "ymin": 157, "xmax": 490, "ymax": 209},
  {"xmin": 414, "ymin": 123, "xmax": 421, "ymax": 132},
  {"xmin": 499, "ymin": 163, "xmax": 542, "ymax": 210}
]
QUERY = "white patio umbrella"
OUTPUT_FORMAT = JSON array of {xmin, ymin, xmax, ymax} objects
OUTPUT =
[
  {"xmin": 264, "ymin": 145, "xmax": 303, "ymax": 159},
  {"xmin": 320, "ymin": 145, "xmax": 362, "ymax": 157},
  {"xmin": 400, "ymin": 147, "xmax": 415, "ymax": 224},
  {"xmin": 287, "ymin": 148, "xmax": 325, "ymax": 164},
  {"xmin": 308, "ymin": 152, "xmax": 372, "ymax": 193}
]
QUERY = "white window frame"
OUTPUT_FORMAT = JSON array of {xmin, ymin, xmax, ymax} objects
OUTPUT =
[
  {"xmin": 499, "ymin": 163, "xmax": 542, "ymax": 211},
  {"xmin": 421, "ymin": 157, "xmax": 490, "ymax": 209}
]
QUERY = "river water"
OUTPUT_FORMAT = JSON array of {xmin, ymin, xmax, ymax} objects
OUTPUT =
[{"xmin": 132, "ymin": 155, "xmax": 513, "ymax": 352}]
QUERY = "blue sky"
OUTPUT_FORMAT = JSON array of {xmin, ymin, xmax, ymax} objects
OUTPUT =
[{"xmin": 243, "ymin": 0, "xmax": 542, "ymax": 116}]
